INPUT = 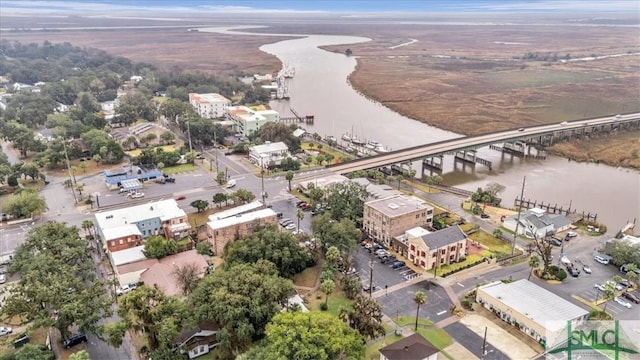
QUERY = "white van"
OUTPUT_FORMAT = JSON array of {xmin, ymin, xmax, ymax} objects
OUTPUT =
[{"xmin": 226, "ymin": 179, "xmax": 236, "ymax": 188}]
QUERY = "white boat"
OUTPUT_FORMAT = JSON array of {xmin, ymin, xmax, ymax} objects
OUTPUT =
[
  {"xmin": 351, "ymin": 137, "xmax": 365, "ymax": 146},
  {"xmin": 374, "ymin": 145, "xmax": 390, "ymax": 154},
  {"xmin": 342, "ymin": 133, "xmax": 353, "ymax": 142},
  {"xmin": 366, "ymin": 140, "xmax": 380, "ymax": 150}
]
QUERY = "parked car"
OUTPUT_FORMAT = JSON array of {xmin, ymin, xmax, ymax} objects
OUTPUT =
[
  {"xmin": 622, "ymin": 292, "xmax": 640, "ymax": 304},
  {"xmin": 116, "ymin": 283, "xmax": 137, "ymax": 296},
  {"xmin": 566, "ymin": 231, "xmax": 578, "ymax": 238},
  {"xmin": 285, "ymin": 224, "xmax": 297, "ymax": 230},
  {"xmin": 128, "ymin": 192, "xmax": 145, "ymax": 199},
  {"xmin": 63, "ymin": 334, "xmax": 87, "ymax": 349},
  {"xmin": 226, "ymin": 179, "xmax": 236, "ymax": 188},
  {"xmin": 392, "ymin": 261, "xmax": 406, "ymax": 269},
  {"xmin": 606, "ymin": 281, "xmax": 624, "ymax": 292},
  {"xmin": 613, "ymin": 297, "xmax": 632, "ymax": 309},
  {"xmin": 0, "ymin": 327, "xmax": 12, "ymax": 337},
  {"xmin": 566, "ymin": 265, "xmax": 580, "ymax": 277},
  {"xmin": 582, "ymin": 264, "xmax": 592, "ymax": 274},
  {"xmin": 480, "ymin": 213, "xmax": 490, "ymax": 219},
  {"xmin": 546, "ymin": 238, "xmax": 562, "ymax": 247},
  {"xmin": 594, "ymin": 255, "xmax": 609, "ymax": 265},
  {"xmin": 594, "ymin": 283, "xmax": 606, "ymax": 292},
  {"xmin": 165, "ymin": 177, "xmax": 176, "ymax": 183},
  {"xmin": 0, "ymin": 274, "xmax": 6, "ymax": 284}
]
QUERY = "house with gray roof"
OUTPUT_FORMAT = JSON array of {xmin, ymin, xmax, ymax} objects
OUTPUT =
[
  {"xmin": 405, "ymin": 225, "xmax": 467, "ymax": 271},
  {"xmin": 503, "ymin": 207, "xmax": 572, "ymax": 239}
]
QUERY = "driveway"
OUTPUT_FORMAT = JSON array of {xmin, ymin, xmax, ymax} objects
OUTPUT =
[{"xmin": 444, "ymin": 322, "xmax": 510, "ymax": 360}]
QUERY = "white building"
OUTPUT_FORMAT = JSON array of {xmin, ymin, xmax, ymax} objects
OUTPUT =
[
  {"xmin": 249, "ymin": 142, "xmax": 291, "ymax": 169},
  {"xmin": 206, "ymin": 208, "xmax": 278, "ymax": 256},
  {"xmin": 189, "ymin": 93, "xmax": 231, "ymax": 119},
  {"xmin": 502, "ymin": 207, "xmax": 572, "ymax": 239},
  {"xmin": 226, "ymin": 105, "xmax": 279, "ymax": 136}
]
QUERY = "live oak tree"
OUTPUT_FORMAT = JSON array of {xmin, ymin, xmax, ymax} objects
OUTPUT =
[
  {"xmin": 240, "ymin": 311, "xmax": 364, "ymax": 360},
  {"xmin": 104, "ymin": 285, "xmax": 192, "ymax": 351},
  {"xmin": 2, "ymin": 189, "xmax": 48, "ymax": 218},
  {"xmin": 224, "ymin": 225, "xmax": 314, "ymax": 278},
  {"xmin": 312, "ymin": 213, "xmax": 362, "ymax": 253},
  {"xmin": 190, "ymin": 199, "xmax": 209, "ymax": 212},
  {"xmin": 324, "ymin": 181, "xmax": 368, "ymax": 222},
  {"xmin": 190, "ymin": 260, "xmax": 293, "ymax": 357},
  {"xmin": 2, "ymin": 222, "xmax": 112, "ymax": 339}
]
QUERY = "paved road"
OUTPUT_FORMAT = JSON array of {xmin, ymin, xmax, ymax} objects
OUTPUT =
[{"xmin": 444, "ymin": 322, "xmax": 510, "ymax": 360}]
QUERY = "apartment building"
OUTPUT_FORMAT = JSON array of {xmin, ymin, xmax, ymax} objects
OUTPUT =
[
  {"xmin": 95, "ymin": 199, "xmax": 191, "ymax": 253},
  {"xmin": 226, "ymin": 106, "xmax": 279, "ymax": 136},
  {"xmin": 405, "ymin": 226, "xmax": 467, "ymax": 270},
  {"xmin": 249, "ymin": 142, "xmax": 291, "ymax": 169},
  {"xmin": 188, "ymin": 93, "xmax": 231, "ymax": 119},
  {"xmin": 363, "ymin": 195, "xmax": 434, "ymax": 245},
  {"xmin": 206, "ymin": 208, "xmax": 277, "ymax": 256}
]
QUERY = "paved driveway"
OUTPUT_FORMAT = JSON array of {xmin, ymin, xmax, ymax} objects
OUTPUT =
[
  {"xmin": 352, "ymin": 246, "xmax": 416, "ymax": 293},
  {"xmin": 444, "ymin": 322, "xmax": 510, "ymax": 360}
]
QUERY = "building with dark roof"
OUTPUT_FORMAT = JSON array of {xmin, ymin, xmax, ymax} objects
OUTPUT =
[
  {"xmin": 379, "ymin": 333, "xmax": 439, "ymax": 360},
  {"xmin": 406, "ymin": 225, "xmax": 467, "ymax": 270}
]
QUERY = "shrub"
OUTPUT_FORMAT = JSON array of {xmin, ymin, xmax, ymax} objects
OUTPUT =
[
  {"xmin": 196, "ymin": 241, "xmax": 213, "ymax": 255},
  {"xmin": 320, "ymin": 302, "xmax": 328, "ymax": 311},
  {"xmin": 462, "ymin": 299, "xmax": 474, "ymax": 310},
  {"xmin": 556, "ymin": 268, "xmax": 568, "ymax": 281}
]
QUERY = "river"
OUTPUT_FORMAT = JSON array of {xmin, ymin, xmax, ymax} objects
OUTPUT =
[{"xmin": 200, "ymin": 26, "xmax": 639, "ymax": 233}]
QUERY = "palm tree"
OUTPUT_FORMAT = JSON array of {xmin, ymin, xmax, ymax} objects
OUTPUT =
[
  {"xmin": 285, "ymin": 171, "xmax": 294, "ymax": 191},
  {"xmin": 296, "ymin": 209, "xmax": 304, "ymax": 231},
  {"xmin": 413, "ymin": 291, "xmax": 427, "ymax": 331},
  {"xmin": 82, "ymin": 219, "xmax": 94, "ymax": 238},
  {"xmin": 528, "ymin": 255, "xmax": 540, "ymax": 280}
]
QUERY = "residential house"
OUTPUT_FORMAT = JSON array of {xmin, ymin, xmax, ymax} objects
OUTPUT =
[
  {"xmin": 95, "ymin": 199, "xmax": 191, "ymax": 253},
  {"xmin": 379, "ymin": 333, "xmax": 440, "ymax": 360},
  {"xmin": 363, "ymin": 194, "xmax": 434, "ymax": 246},
  {"xmin": 476, "ymin": 279, "xmax": 589, "ymax": 347},
  {"xmin": 248, "ymin": 142, "xmax": 291, "ymax": 169},
  {"xmin": 404, "ymin": 226, "xmax": 467, "ymax": 270},
  {"xmin": 189, "ymin": 93, "xmax": 231, "ymax": 119},
  {"xmin": 109, "ymin": 245, "xmax": 148, "ymax": 275},
  {"xmin": 226, "ymin": 105, "xmax": 279, "ymax": 136},
  {"xmin": 503, "ymin": 208, "xmax": 572, "ymax": 239},
  {"xmin": 12, "ymin": 82, "xmax": 40, "ymax": 93},
  {"xmin": 173, "ymin": 322, "xmax": 219, "ymax": 359},
  {"xmin": 206, "ymin": 208, "xmax": 278, "ymax": 256},
  {"xmin": 140, "ymin": 250, "xmax": 209, "ymax": 296}
]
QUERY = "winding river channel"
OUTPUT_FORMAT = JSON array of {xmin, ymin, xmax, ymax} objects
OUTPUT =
[{"xmin": 200, "ymin": 26, "xmax": 639, "ymax": 232}]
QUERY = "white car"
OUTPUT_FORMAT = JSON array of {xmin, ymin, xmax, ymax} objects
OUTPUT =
[
  {"xmin": 116, "ymin": 283, "xmax": 137, "ymax": 296},
  {"xmin": 129, "ymin": 192, "xmax": 145, "ymax": 199},
  {"xmin": 566, "ymin": 231, "xmax": 578, "ymax": 238},
  {"xmin": 614, "ymin": 297, "xmax": 632, "ymax": 309},
  {"xmin": 594, "ymin": 256, "xmax": 609, "ymax": 265},
  {"xmin": 285, "ymin": 223, "xmax": 297, "ymax": 230},
  {"xmin": 560, "ymin": 121, "xmax": 569, "ymax": 126},
  {"xmin": 0, "ymin": 274, "xmax": 6, "ymax": 284},
  {"xmin": 582, "ymin": 265, "xmax": 592, "ymax": 274},
  {"xmin": 0, "ymin": 327, "xmax": 12, "ymax": 336},
  {"xmin": 606, "ymin": 281, "xmax": 624, "ymax": 291},
  {"xmin": 594, "ymin": 283, "xmax": 606, "ymax": 292}
]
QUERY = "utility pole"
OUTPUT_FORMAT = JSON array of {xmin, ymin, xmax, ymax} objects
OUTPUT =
[
  {"xmin": 186, "ymin": 121, "xmax": 192, "ymax": 152},
  {"xmin": 368, "ymin": 249, "xmax": 374, "ymax": 298},
  {"xmin": 481, "ymin": 327, "xmax": 488, "ymax": 359},
  {"xmin": 261, "ymin": 168, "xmax": 266, "ymax": 205},
  {"xmin": 62, "ymin": 139, "xmax": 78, "ymax": 205},
  {"xmin": 512, "ymin": 176, "xmax": 526, "ymax": 254}
]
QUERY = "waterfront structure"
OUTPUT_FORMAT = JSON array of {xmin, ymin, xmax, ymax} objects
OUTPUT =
[
  {"xmin": 188, "ymin": 93, "xmax": 231, "ymax": 119},
  {"xmin": 401, "ymin": 226, "xmax": 467, "ymax": 270},
  {"xmin": 248, "ymin": 142, "xmax": 291, "ymax": 169},
  {"xmin": 363, "ymin": 194, "xmax": 433, "ymax": 245},
  {"xmin": 226, "ymin": 105, "xmax": 279, "ymax": 136},
  {"xmin": 206, "ymin": 208, "xmax": 278, "ymax": 256},
  {"xmin": 95, "ymin": 199, "xmax": 191, "ymax": 253},
  {"xmin": 503, "ymin": 207, "xmax": 572, "ymax": 238},
  {"xmin": 476, "ymin": 279, "xmax": 589, "ymax": 346}
]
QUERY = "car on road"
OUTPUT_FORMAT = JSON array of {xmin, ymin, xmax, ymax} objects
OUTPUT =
[
  {"xmin": 0, "ymin": 327, "xmax": 12, "ymax": 337},
  {"xmin": 622, "ymin": 291, "xmax": 640, "ymax": 304},
  {"xmin": 480, "ymin": 213, "xmax": 490, "ymax": 219},
  {"xmin": 116, "ymin": 283, "xmax": 138, "ymax": 296},
  {"xmin": 560, "ymin": 121, "xmax": 569, "ymax": 126},
  {"xmin": 517, "ymin": 128, "xmax": 525, "ymax": 131},
  {"xmin": 128, "ymin": 192, "xmax": 145, "ymax": 199},
  {"xmin": 582, "ymin": 264, "xmax": 592, "ymax": 274},
  {"xmin": 226, "ymin": 179, "xmax": 236, "ymax": 188},
  {"xmin": 566, "ymin": 265, "xmax": 580, "ymax": 277},
  {"xmin": 165, "ymin": 177, "xmax": 176, "ymax": 183},
  {"xmin": 175, "ymin": 195, "xmax": 186, "ymax": 201},
  {"xmin": 0, "ymin": 274, "xmax": 6, "ymax": 284},
  {"xmin": 594, "ymin": 283, "xmax": 606, "ymax": 292},
  {"xmin": 63, "ymin": 334, "xmax": 87, "ymax": 349},
  {"xmin": 613, "ymin": 297, "xmax": 632, "ymax": 309}
]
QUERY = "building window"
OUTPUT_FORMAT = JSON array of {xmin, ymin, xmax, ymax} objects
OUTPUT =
[
  {"xmin": 441, "ymin": 249, "xmax": 446, "ymax": 254},
  {"xmin": 410, "ymin": 245, "xmax": 415, "ymax": 251},
  {"xmin": 416, "ymin": 214, "xmax": 420, "ymax": 219},
  {"xmin": 421, "ymin": 251, "xmax": 426, "ymax": 257},
  {"xmin": 421, "ymin": 260, "xmax": 425, "ymax": 267},
  {"xmin": 110, "ymin": 241, "xmax": 115, "ymax": 247},
  {"xmin": 119, "ymin": 239, "xmax": 124, "ymax": 245}
]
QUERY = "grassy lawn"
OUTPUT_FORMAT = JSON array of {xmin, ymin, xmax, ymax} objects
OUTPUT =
[
  {"xmin": 125, "ymin": 145, "xmax": 177, "ymax": 157},
  {"xmin": 395, "ymin": 316, "xmax": 434, "ymax": 327},
  {"xmin": 416, "ymin": 328, "xmax": 453, "ymax": 350},
  {"xmin": 162, "ymin": 163, "xmax": 197, "ymax": 174},
  {"xmin": 306, "ymin": 289, "xmax": 353, "ymax": 317},
  {"xmin": 187, "ymin": 208, "xmax": 220, "ymax": 228},
  {"xmin": 292, "ymin": 264, "xmax": 320, "ymax": 288},
  {"xmin": 365, "ymin": 334, "xmax": 403, "ymax": 360},
  {"xmin": 301, "ymin": 141, "xmax": 352, "ymax": 164},
  {"xmin": 468, "ymin": 230, "xmax": 512, "ymax": 254},
  {"xmin": 426, "ymin": 253, "xmax": 485, "ymax": 275}
]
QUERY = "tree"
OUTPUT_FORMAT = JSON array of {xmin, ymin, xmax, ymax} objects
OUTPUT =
[
  {"xmin": 531, "ymin": 234, "xmax": 555, "ymax": 276},
  {"xmin": 413, "ymin": 291, "xmax": 427, "ymax": 331},
  {"xmin": 172, "ymin": 263, "xmax": 202, "ymax": 296},
  {"xmin": 3, "ymin": 222, "xmax": 112, "ymax": 340},
  {"xmin": 312, "ymin": 213, "xmax": 361, "ymax": 253},
  {"xmin": 339, "ymin": 295, "xmax": 386, "ymax": 340},
  {"xmin": 108, "ymin": 285, "xmax": 192, "ymax": 351},
  {"xmin": 69, "ymin": 350, "xmax": 90, "ymax": 360},
  {"xmin": 345, "ymin": 48, "xmax": 353, "ymax": 56},
  {"xmin": 190, "ymin": 260, "xmax": 293, "ymax": 356},
  {"xmin": 492, "ymin": 228, "xmax": 503, "ymax": 239},
  {"xmin": 485, "ymin": 182, "xmax": 506, "ymax": 199},
  {"xmin": 528, "ymin": 255, "xmax": 540, "ymax": 281},
  {"xmin": 224, "ymin": 225, "xmax": 314, "ymax": 278},
  {"xmin": 325, "ymin": 181, "xmax": 368, "ymax": 222},
  {"xmin": 325, "ymin": 246, "xmax": 340, "ymax": 267},
  {"xmin": 241, "ymin": 311, "xmax": 364, "ymax": 360},
  {"xmin": 601, "ymin": 281, "xmax": 616, "ymax": 312},
  {"xmin": 13, "ymin": 344, "xmax": 55, "ymax": 360},
  {"xmin": 212, "ymin": 192, "xmax": 227, "ymax": 207},
  {"xmin": 321, "ymin": 279, "xmax": 336, "ymax": 308},
  {"xmin": 2, "ymin": 189, "xmax": 48, "ymax": 218},
  {"xmin": 604, "ymin": 240, "xmax": 640, "ymax": 267},
  {"xmin": 623, "ymin": 263, "xmax": 639, "ymax": 287},
  {"xmin": 190, "ymin": 199, "xmax": 209, "ymax": 212},
  {"xmin": 233, "ymin": 189, "xmax": 255, "ymax": 203},
  {"xmin": 81, "ymin": 219, "xmax": 95, "ymax": 238},
  {"xmin": 143, "ymin": 235, "xmax": 177, "ymax": 259},
  {"xmin": 341, "ymin": 275, "xmax": 363, "ymax": 300},
  {"xmin": 285, "ymin": 170, "xmax": 294, "ymax": 191},
  {"xmin": 296, "ymin": 208, "xmax": 304, "ymax": 231}
]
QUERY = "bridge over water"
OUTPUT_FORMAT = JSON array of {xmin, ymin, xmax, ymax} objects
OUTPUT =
[{"xmin": 327, "ymin": 113, "xmax": 640, "ymax": 175}]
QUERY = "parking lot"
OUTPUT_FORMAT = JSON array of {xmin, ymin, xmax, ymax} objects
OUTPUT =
[
  {"xmin": 268, "ymin": 198, "xmax": 313, "ymax": 235},
  {"xmin": 352, "ymin": 245, "xmax": 419, "ymax": 293}
]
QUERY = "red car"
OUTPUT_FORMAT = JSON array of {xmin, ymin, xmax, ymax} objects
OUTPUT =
[{"xmin": 175, "ymin": 196, "xmax": 186, "ymax": 201}]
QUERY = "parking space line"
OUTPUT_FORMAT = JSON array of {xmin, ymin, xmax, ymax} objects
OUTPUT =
[{"xmin": 436, "ymin": 310, "xmax": 447, "ymax": 316}]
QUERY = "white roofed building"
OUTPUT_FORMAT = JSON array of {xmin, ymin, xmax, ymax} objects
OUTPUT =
[
  {"xmin": 95, "ymin": 199, "xmax": 190, "ymax": 253},
  {"xmin": 227, "ymin": 105, "xmax": 279, "ymax": 136},
  {"xmin": 249, "ymin": 142, "xmax": 291, "ymax": 169},
  {"xmin": 363, "ymin": 194, "xmax": 434, "ymax": 246},
  {"xmin": 189, "ymin": 93, "xmax": 231, "ymax": 119},
  {"xmin": 206, "ymin": 208, "xmax": 278, "ymax": 256}
]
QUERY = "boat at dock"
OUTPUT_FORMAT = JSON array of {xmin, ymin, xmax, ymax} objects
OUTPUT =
[
  {"xmin": 366, "ymin": 140, "xmax": 380, "ymax": 150},
  {"xmin": 351, "ymin": 137, "xmax": 365, "ymax": 146},
  {"xmin": 374, "ymin": 145, "xmax": 390, "ymax": 154}
]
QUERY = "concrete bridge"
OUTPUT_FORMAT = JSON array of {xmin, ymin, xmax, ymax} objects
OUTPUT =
[{"xmin": 327, "ymin": 113, "xmax": 640, "ymax": 175}]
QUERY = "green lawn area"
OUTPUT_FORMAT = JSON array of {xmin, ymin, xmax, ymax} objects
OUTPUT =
[
  {"xmin": 292, "ymin": 264, "xmax": 320, "ymax": 288},
  {"xmin": 162, "ymin": 163, "xmax": 197, "ymax": 174},
  {"xmin": 301, "ymin": 141, "xmax": 352, "ymax": 165},
  {"xmin": 415, "ymin": 328, "xmax": 453, "ymax": 350},
  {"xmin": 468, "ymin": 230, "xmax": 512, "ymax": 254},
  {"xmin": 426, "ymin": 253, "xmax": 486, "ymax": 276},
  {"xmin": 126, "ymin": 145, "xmax": 176, "ymax": 157},
  {"xmin": 307, "ymin": 289, "xmax": 353, "ymax": 318},
  {"xmin": 395, "ymin": 316, "xmax": 434, "ymax": 328},
  {"xmin": 365, "ymin": 334, "xmax": 403, "ymax": 359}
]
